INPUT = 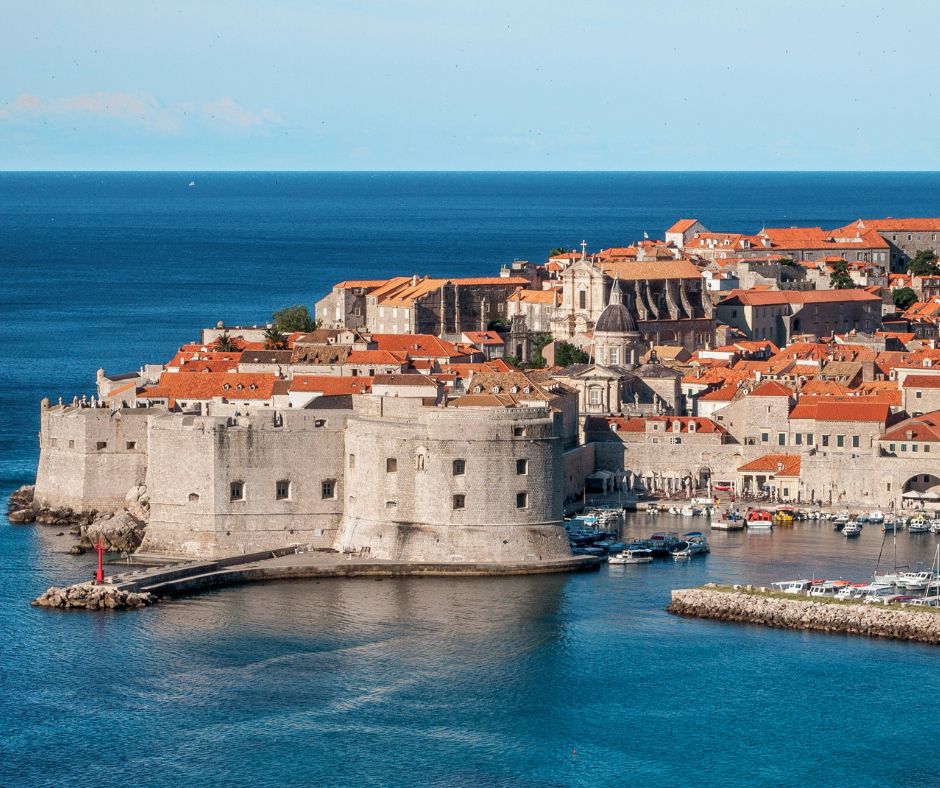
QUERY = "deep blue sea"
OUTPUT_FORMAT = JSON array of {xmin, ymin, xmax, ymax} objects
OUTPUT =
[{"xmin": 3, "ymin": 173, "xmax": 940, "ymax": 787}]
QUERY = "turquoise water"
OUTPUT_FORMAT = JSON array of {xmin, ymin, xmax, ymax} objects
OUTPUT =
[{"xmin": 3, "ymin": 173, "xmax": 940, "ymax": 786}]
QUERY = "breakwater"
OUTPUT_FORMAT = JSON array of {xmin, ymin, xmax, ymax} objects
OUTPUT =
[{"xmin": 669, "ymin": 586, "xmax": 940, "ymax": 645}]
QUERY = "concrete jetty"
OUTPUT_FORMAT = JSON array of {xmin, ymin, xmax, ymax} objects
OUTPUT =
[
  {"xmin": 32, "ymin": 547, "xmax": 600, "ymax": 609},
  {"xmin": 669, "ymin": 586, "xmax": 940, "ymax": 646}
]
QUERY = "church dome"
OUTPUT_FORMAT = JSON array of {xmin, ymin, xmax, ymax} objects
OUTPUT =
[{"xmin": 595, "ymin": 301, "xmax": 637, "ymax": 334}]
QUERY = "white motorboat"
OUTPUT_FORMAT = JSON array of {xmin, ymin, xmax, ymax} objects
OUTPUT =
[
  {"xmin": 680, "ymin": 505, "xmax": 695, "ymax": 517},
  {"xmin": 608, "ymin": 548, "xmax": 653, "ymax": 564},
  {"xmin": 868, "ymin": 510, "xmax": 885, "ymax": 524},
  {"xmin": 897, "ymin": 571, "xmax": 936, "ymax": 592},
  {"xmin": 745, "ymin": 509, "xmax": 774, "ymax": 531},
  {"xmin": 930, "ymin": 520, "xmax": 940, "ymax": 534},
  {"xmin": 909, "ymin": 520, "xmax": 930, "ymax": 534},
  {"xmin": 807, "ymin": 581, "xmax": 840, "ymax": 597},
  {"xmin": 842, "ymin": 521, "xmax": 862, "ymax": 538},
  {"xmin": 711, "ymin": 510, "xmax": 745, "ymax": 531},
  {"xmin": 771, "ymin": 579, "xmax": 814, "ymax": 594}
]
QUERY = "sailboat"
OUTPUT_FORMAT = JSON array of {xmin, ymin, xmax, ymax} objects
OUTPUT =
[
  {"xmin": 188, "ymin": 180, "xmax": 196, "ymax": 187},
  {"xmin": 908, "ymin": 545, "xmax": 940, "ymax": 607},
  {"xmin": 873, "ymin": 524, "xmax": 906, "ymax": 586}
]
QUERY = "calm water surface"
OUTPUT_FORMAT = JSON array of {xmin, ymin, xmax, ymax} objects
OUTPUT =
[{"xmin": 3, "ymin": 173, "xmax": 940, "ymax": 786}]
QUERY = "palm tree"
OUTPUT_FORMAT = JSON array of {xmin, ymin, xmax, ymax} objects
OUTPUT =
[
  {"xmin": 263, "ymin": 327, "xmax": 288, "ymax": 350},
  {"xmin": 213, "ymin": 331, "xmax": 239, "ymax": 352}
]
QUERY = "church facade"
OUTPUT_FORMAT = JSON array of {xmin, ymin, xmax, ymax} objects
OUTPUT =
[{"xmin": 551, "ymin": 257, "xmax": 715, "ymax": 350}]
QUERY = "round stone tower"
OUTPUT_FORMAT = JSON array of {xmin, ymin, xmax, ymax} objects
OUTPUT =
[{"xmin": 336, "ymin": 400, "xmax": 572, "ymax": 564}]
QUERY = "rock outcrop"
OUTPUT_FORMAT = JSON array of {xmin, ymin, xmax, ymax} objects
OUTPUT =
[
  {"xmin": 32, "ymin": 583, "xmax": 154, "ymax": 610},
  {"xmin": 82, "ymin": 509, "xmax": 147, "ymax": 553},
  {"xmin": 7, "ymin": 484, "xmax": 100, "ymax": 528},
  {"xmin": 669, "ymin": 586, "xmax": 940, "ymax": 645}
]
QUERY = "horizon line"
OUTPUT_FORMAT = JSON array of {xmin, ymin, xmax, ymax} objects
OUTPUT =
[{"xmin": 5, "ymin": 168, "xmax": 940, "ymax": 175}]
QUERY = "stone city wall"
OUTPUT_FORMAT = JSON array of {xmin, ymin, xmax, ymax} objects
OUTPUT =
[
  {"xmin": 139, "ymin": 408, "xmax": 348, "ymax": 558},
  {"xmin": 34, "ymin": 402, "xmax": 150, "ymax": 512}
]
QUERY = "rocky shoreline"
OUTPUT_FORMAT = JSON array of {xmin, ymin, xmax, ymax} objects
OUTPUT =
[
  {"xmin": 32, "ymin": 583, "xmax": 155, "ymax": 611},
  {"xmin": 6, "ymin": 484, "xmax": 149, "ymax": 554},
  {"xmin": 669, "ymin": 585, "xmax": 940, "ymax": 645}
]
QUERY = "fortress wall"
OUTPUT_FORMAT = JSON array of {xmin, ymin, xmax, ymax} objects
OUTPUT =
[
  {"xmin": 34, "ymin": 404, "xmax": 149, "ymax": 512},
  {"xmin": 140, "ymin": 408, "xmax": 348, "ymax": 558},
  {"xmin": 337, "ymin": 403, "xmax": 571, "ymax": 562}
]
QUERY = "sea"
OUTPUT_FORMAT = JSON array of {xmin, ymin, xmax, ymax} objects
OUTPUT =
[{"xmin": 3, "ymin": 172, "xmax": 940, "ymax": 787}]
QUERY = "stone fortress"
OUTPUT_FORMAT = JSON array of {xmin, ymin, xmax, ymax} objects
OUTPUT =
[{"xmin": 28, "ymin": 221, "xmax": 940, "ymax": 566}]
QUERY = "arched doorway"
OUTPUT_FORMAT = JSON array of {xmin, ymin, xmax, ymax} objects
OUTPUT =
[{"xmin": 902, "ymin": 473, "xmax": 940, "ymax": 509}]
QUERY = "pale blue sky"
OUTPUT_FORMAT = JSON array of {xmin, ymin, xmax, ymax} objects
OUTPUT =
[{"xmin": 1, "ymin": 1, "xmax": 938, "ymax": 170}]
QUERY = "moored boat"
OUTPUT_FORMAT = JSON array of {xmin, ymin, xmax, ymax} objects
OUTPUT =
[
  {"xmin": 745, "ymin": 509, "xmax": 773, "ymax": 531},
  {"xmin": 842, "ymin": 521, "xmax": 862, "ymax": 538},
  {"xmin": 773, "ymin": 505, "xmax": 795, "ymax": 526},
  {"xmin": 670, "ymin": 532, "xmax": 710, "ymax": 559},
  {"xmin": 608, "ymin": 548, "xmax": 654, "ymax": 564},
  {"xmin": 711, "ymin": 509, "xmax": 745, "ymax": 531}
]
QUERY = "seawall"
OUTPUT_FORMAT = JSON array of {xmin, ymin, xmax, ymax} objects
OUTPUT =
[{"xmin": 668, "ymin": 586, "xmax": 940, "ymax": 646}]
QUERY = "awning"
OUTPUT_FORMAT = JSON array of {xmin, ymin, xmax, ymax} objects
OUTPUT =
[{"xmin": 903, "ymin": 490, "xmax": 924, "ymax": 499}]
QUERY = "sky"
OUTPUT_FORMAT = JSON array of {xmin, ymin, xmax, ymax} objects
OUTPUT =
[{"xmin": 2, "ymin": 0, "xmax": 939, "ymax": 171}]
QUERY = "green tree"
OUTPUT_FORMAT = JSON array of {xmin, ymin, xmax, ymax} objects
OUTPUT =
[
  {"xmin": 487, "ymin": 318, "xmax": 510, "ymax": 332},
  {"xmin": 272, "ymin": 304, "xmax": 319, "ymax": 332},
  {"xmin": 529, "ymin": 333, "xmax": 554, "ymax": 369},
  {"xmin": 263, "ymin": 327, "xmax": 288, "ymax": 349},
  {"xmin": 829, "ymin": 261, "xmax": 855, "ymax": 290},
  {"xmin": 908, "ymin": 250, "xmax": 940, "ymax": 276},
  {"xmin": 892, "ymin": 286, "xmax": 917, "ymax": 311},
  {"xmin": 503, "ymin": 354, "xmax": 521, "ymax": 368},
  {"xmin": 554, "ymin": 341, "xmax": 590, "ymax": 368},
  {"xmin": 213, "ymin": 331, "xmax": 239, "ymax": 352},
  {"xmin": 549, "ymin": 247, "xmax": 570, "ymax": 258}
]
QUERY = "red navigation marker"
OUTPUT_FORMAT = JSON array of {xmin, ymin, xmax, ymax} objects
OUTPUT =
[{"xmin": 94, "ymin": 537, "xmax": 106, "ymax": 585}]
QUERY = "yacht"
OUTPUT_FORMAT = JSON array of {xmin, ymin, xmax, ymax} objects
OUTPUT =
[
  {"xmin": 807, "ymin": 581, "xmax": 840, "ymax": 598},
  {"xmin": 745, "ymin": 509, "xmax": 774, "ymax": 531},
  {"xmin": 908, "ymin": 519, "xmax": 930, "ymax": 534},
  {"xmin": 868, "ymin": 510, "xmax": 885, "ymax": 524},
  {"xmin": 842, "ymin": 521, "xmax": 862, "ymax": 538},
  {"xmin": 669, "ymin": 532, "xmax": 710, "ymax": 559},
  {"xmin": 831, "ymin": 512, "xmax": 850, "ymax": 530}
]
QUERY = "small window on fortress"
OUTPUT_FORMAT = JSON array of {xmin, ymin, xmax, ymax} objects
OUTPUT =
[
  {"xmin": 277, "ymin": 480, "xmax": 292, "ymax": 500},
  {"xmin": 126, "ymin": 441, "xmax": 136, "ymax": 450},
  {"xmin": 386, "ymin": 457, "xmax": 398, "ymax": 473},
  {"xmin": 68, "ymin": 440, "xmax": 75, "ymax": 449},
  {"xmin": 452, "ymin": 494, "xmax": 465, "ymax": 510},
  {"xmin": 453, "ymin": 459, "xmax": 466, "ymax": 476},
  {"xmin": 385, "ymin": 500, "xmax": 397, "ymax": 509},
  {"xmin": 516, "ymin": 459, "xmax": 528, "ymax": 475},
  {"xmin": 188, "ymin": 493, "xmax": 200, "ymax": 502},
  {"xmin": 230, "ymin": 481, "xmax": 245, "ymax": 501},
  {"xmin": 349, "ymin": 453, "xmax": 356, "ymax": 469},
  {"xmin": 315, "ymin": 419, "xmax": 326, "ymax": 427},
  {"xmin": 513, "ymin": 427, "xmax": 526, "ymax": 437},
  {"xmin": 320, "ymin": 480, "xmax": 335, "ymax": 500},
  {"xmin": 96, "ymin": 441, "xmax": 107, "ymax": 451},
  {"xmin": 50, "ymin": 437, "xmax": 58, "ymax": 448},
  {"xmin": 516, "ymin": 492, "xmax": 528, "ymax": 509}
]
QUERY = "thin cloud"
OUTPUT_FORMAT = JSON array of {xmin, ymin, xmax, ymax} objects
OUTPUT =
[{"xmin": 0, "ymin": 92, "xmax": 282, "ymax": 134}]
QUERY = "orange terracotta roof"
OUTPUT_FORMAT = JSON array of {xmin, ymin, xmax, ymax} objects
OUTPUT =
[
  {"xmin": 333, "ymin": 280, "xmax": 388, "ymax": 289},
  {"xmin": 462, "ymin": 331, "xmax": 505, "ymax": 346},
  {"xmin": 103, "ymin": 380, "xmax": 139, "ymax": 400},
  {"xmin": 789, "ymin": 398, "xmax": 890, "ymax": 423},
  {"xmin": 842, "ymin": 217, "xmax": 940, "ymax": 232},
  {"xmin": 371, "ymin": 334, "xmax": 461, "ymax": 358},
  {"xmin": 901, "ymin": 375, "xmax": 940, "ymax": 389},
  {"xmin": 597, "ymin": 259, "xmax": 702, "ymax": 281},
  {"xmin": 507, "ymin": 288, "xmax": 562, "ymax": 304},
  {"xmin": 289, "ymin": 375, "xmax": 373, "ymax": 395},
  {"xmin": 749, "ymin": 380, "xmax": 794, "ymax": 397},
  {"xmin": 737, "ymin": 454, "xmax": 801, "ymax": 477},
  {"xmin": 143, "ymin": 372, "xmax": 280, "ymax": 401},
  {"xmin": 697, "ymin": 384, "xmax": 740, "ymax": 402},
  {"xmin": 720, "ymin": 289, "xmax": 881, "ymax": 306},
  {"xmin": 881, "ymin": 411, "xmax": 940, "ymax": 442},
  {"xmin": 667, "ymin": 219, "xmax": 699, "ymax": 234}
]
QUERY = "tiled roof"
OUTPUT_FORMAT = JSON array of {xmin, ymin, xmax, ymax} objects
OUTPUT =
[
  {"xmin": 737, "ymin": 454, "xmax": 802, "ymax": 477},
  {"xmin": 372, "ymin": 334, "xmax": 461, "ymax": 358},
  {"xmin": 901, "ymin": 375, "xmax": 940, "ymax": 389},
  {"xmin": 841, "ymin": 218, "xmax": 940, "ymax": 232},
  {"xmin": 881, "ymin": 411, "xmax": 940, "ymax": 442},
  {"xmin": 346, "ymin": 350, "xmax": 409, "ymax": 365},
  {"xmin": 789, "ymin": 398, "xmax": 890, "ymax": 423},
  {"xmin": 697, "ymin": 383, "xmax": 740, "ymax": 402},
  {"xmin": 507, "ymin": 288, "xmax": 562, "ymax": 304},
  {"xmin": 143, "ymin": 372, "xmax": 280, "ymax": 401},
  {"xmin": 289, "ymin": 375, "xmax": 373, "ymax": 395},
  {"xmin": 597, "ymin": 259, "xmax": 702, "ymax": 281},
  {"xmin": 667, "ymin": 219, "xmax": 699, "ymax": 234},
  {"xmin": 749, "ymin": 380, "xmax": 794, "ymax": 397},
  {"xmin": 719, "ymin": 289, "xmax": 882, "ymax": 306},
  {"xmin": 462, "ymin": 331, "xmax": 505, "ymax": 346}
]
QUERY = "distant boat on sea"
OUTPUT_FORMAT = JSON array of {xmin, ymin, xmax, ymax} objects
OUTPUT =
[{"xmin": 188, "ymin": 180, "xmax": 196, "ymax": 187}]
